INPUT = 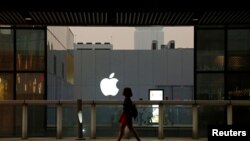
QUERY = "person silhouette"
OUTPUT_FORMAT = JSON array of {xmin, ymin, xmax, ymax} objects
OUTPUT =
[{"xmin": 117, "ymin": 87, "xmax": 141, "ymax": 141}]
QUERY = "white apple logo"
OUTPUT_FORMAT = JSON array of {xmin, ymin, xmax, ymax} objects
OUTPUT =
[{"xmin": 100, "ymin": 72, "xmax": 119, "ymax": 96}]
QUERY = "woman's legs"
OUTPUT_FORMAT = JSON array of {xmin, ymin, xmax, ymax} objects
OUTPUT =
[
  {"xmin": 117, "ymin": 124, "xmax": 126, "ymax": 141},
  {"xmin": 127, "ymin": 124, "xmax": 141, "ymax": 141}
]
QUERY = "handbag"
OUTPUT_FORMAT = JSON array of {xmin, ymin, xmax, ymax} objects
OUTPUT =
[{"xmin": 131, "ymin": 104, "xmax": 138, "ymax": 119}]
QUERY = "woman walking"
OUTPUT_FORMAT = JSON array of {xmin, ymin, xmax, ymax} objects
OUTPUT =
[{"xmin": 117, "ymin": 87, "xmax": 141, "ymax": 141}]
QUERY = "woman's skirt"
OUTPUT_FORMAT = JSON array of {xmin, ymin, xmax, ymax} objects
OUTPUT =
[
  {"xmin": 119, "ymin": 113, "xmax": 127, "ymax": 125},
  {"xmin": 119, "ymin": 113, "xmax": 132, "ymax": 125}
]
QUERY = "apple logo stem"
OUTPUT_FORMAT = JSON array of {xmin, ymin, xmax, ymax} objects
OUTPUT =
[{"xmin": 100, "ymin": 72, "xmax": 119, "ymax": 96}]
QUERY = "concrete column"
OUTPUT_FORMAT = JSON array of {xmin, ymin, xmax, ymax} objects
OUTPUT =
[
  {"xmin": 158, "ymin": 103, "xmax": 164, "ymax": 139},
  {"xmin": 56, "ymin": 103, "xmax": 62, "ymax": 139},
  {"xmin": 227, "ymin": 104, "xmax": 233, "ymax": 125},
  {"xmin": 22, "ymin": 103, "xmax": 28, "ymax": 139},
  {"xmin": 90, "ymin": 102, "xmax": 96, "ymax": 139},
  {"xmin": 192, "ymin": 104, "xmax": 198, "ymax": 139}
]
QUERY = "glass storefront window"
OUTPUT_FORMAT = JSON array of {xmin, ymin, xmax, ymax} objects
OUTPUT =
[
  {"xmin": 0, "ymin": 29, "xmax": 13, "ymax": 70},
  {"xmin": 16, "ymin": 73, "xmax": 45, "ymax": 100},
  {"xmin": 197, "ymin": 73, "xmax": 224, "ymax": 100},
  {"xmin": 228, "ymin": 30, "xmax": 250, "ymax": 71},
  {"xmin": 196, "ymin": 27, "xmax": 250, "ymax": 136},
  {"xmin": 197, "ymin": 30, "xmax": 225, "ymax": 71},
  {"xmin": 0, "ymin": 28, "xmax": 46, "ymax": 137},
  {"xmin": 16, "ymin": 29, "xmax": 45, "ymax": 71}
]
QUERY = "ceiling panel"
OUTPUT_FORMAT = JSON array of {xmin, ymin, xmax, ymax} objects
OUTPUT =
[{"xmin": 1, "ymin": 8, "xmax": 250, "ymax": 26}]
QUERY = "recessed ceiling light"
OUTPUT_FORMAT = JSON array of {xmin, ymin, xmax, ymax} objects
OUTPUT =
[
  {"xmin": 192, "ymin": 18, "xmax": 199, "ymax": 21},
  {"xmin": 25, "ymin": 17, "xmax": 32, "ymax": 21}
]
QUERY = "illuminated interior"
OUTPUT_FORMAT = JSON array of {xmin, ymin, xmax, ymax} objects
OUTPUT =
[
  {"xmin": 0, "ymin": 77, "xmax": 7, "ymax": 100},
  {"xmin": 16, "ymin": 73, "xmax": 44, "ymax": 96},
  {"xmin": 149, "ymin": 89, "xmax": 163, "ymax": 123}
]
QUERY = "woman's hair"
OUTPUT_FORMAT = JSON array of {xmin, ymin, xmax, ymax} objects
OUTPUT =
[{"xmin": 123, "ymin": 87, "xmax": 133, "ymax": 97}]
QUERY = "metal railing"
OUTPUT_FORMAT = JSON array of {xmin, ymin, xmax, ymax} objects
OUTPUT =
[{"xmin": 0, "ymin": 100, "xmax": 250, "ymax": 139}]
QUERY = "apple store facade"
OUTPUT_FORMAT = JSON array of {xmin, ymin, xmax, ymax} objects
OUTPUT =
[
  {"xmin": 73, "ymin": 49, "xmax": 193, "ymax": 101},
  {"xmin": 73, "ymin": 47, "xmax": 194, "ymax": 137},
  {"xmin": 1, "ymin": 25, "xmax": 250, "ymax": 138}
]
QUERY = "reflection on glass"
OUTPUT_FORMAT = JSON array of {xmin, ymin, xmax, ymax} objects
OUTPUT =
[
  {"xmin": 197, "ymin": 73, "xmax": 224, "ymax": 100},
  {"xmin": 163, "ymin": 105, "xmax": 192, "ymax": 126},
  {"xmin": 228, "ymin": 30, "xmax": 250, "ymax": 71},
  {"xmin": 228, "ymin": 56, "xmax": 246, "ymax": 70},
  {"xmin": 197, "ymin": 30, "xmax": 225, "ymax": 71},
  {"xmin": 0, "ymin": 73, "xmax": 13, "ymax": 100},
  {"xmin": 16, "ymin": 29, "xmax": 45, "ymax": 71},
  {"xmin": 96, "ymin": 105, "xmax": 121, "ymax": 137},
  {"xmin": 0, "ymin": 29, "xmax": 13, "ymax": 70},
  {"xmin": 16, "ymin": 73, "xmax": 44, "ymax": 100},
  {"xmin": 228, "ymin": 73, "xmax": 250, "ymax": 100}
]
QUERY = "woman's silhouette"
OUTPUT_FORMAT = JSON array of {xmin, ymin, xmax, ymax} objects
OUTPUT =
[{"xmin": 117, "ymin": 87, "xmax": 141, "ymax": 141}]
